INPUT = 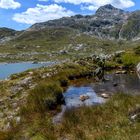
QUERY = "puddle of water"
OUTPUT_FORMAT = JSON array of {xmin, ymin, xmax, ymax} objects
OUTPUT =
[
  {"xmin": 0, "ymin": 62, "xmax": 56, "ymax": 80},
  {"xmin": 53, "ymin": 73, "xmax": 140, "ymax": 124},
  {"xmin": 53, "ymin": 86, "xmax": 105, "ymax": 124},
  {"xmin": 64, "ymin": 86, "xmax": 105, "ymax": 108}
]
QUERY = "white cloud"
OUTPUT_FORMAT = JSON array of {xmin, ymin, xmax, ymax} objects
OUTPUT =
[
  {"xmin": 113, "ymin": 0, "xmax": 135, "ymax": 9},
  {"xmin": 13, "ymin": 4, "xmax": 75, "ymax": 24},
  {"xmin": 0, "ymin": 0, "xmax": 21, "ymax": 9},
  {"xmin": 54, "ymin": 0, "xmax": 135, "ymax": 10}
]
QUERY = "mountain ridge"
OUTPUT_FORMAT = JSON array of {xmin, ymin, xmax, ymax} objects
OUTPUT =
[
  {"xmin": 27, "ymin": 4, "xmax": 140, "ymax": 41},
  {"xmin": 0, "ymin": 4, "xmax": 140, "ymax": 42}
]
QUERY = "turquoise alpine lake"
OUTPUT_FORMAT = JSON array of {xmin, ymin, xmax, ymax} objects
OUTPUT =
[{"xmin": 0, "ymin": 62, "xmax": 56, "ymax": 80}]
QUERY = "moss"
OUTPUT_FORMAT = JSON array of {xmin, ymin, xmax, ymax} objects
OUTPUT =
[{"xmin": 30, "ymin": 135, "xmax": 46, "ymax": 140}]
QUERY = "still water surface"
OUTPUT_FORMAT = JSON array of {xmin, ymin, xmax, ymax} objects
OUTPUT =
[
  {"xmin": 54, "ymin": 73, "xmax": 140, "ymax": 124},
  {"xmin": 0, "ymin": 62, "xmax": 55, "ymax": 79}
]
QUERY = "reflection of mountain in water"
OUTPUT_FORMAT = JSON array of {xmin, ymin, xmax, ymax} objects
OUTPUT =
[{"xmin": 93, "ymin": 73, "xmax": 140, "ymax": 95}]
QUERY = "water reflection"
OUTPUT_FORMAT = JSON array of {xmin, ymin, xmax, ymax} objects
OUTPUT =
[
  {"xmin": 64, "ymin": 86, "xmax": 105, "ymax": 108},
  {"xmin": 93, "ymin": 73, "xmax": 140, "ymax": 95}
]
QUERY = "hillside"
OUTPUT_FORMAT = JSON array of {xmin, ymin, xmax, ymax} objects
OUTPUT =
[
  {"xmin": 0, "ymin": 28, "xmax": 18, "ymax": 43},
  {"xmin": 0, "ymin": 4, "xmax": 140, "ymax": 62}
]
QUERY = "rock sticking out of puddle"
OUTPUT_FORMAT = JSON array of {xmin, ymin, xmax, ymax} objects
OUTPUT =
[
  {"xmin": 53, "ymin": 86, "xmax": 105, "ymax": 124},
  {"xmin": 100, "ymin": 93, "xmax": 110, "ymax": 99},
  {"xmin": 79, "ymin": 95, "xmax": 90, "ymax": 102}
]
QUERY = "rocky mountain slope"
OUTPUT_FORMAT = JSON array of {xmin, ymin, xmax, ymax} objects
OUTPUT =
[
  {"xmin": 0, "ymin": 28, "xmax": 18, "ymax": 43},
  {"xmin": 28, "ymin": 4, "xmax": 140, "ymax": 40},
  {"xmin": 0, "ymin": 4, "xmax": 140, "ymax": 43}
]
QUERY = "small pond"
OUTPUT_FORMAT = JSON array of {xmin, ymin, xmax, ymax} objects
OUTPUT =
[
  {"xmin": 53, "ymin": 73, "xmax": 140, "ymax": 124},
  {"xmin": 0, "ymin": 62, "xmax": 56, "ymax": 80},
  {"xmin": 64, "ymin": 86, "xmax": 105, "ymax": 108},
  {"xmin": 53, "ymin": 86, "xmax": 105, "ymax": 124},
  {"xmin": 64, "ymin": 73, "xmax": 140, "ymax": 109}
]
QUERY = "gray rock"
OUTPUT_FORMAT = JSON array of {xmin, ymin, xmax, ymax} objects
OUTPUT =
[
  {"xmin": 129, "ymin": 106, "xmax": 140, "ymax": 122},
  {"xmin": 18, "ymin": 77, "xmax": 32, "ymax": 86},
  {"xmin": 12, "ymin": 103, "xmax": 18, "ymax": 109},
  {"xmin": 11, "ymin": 85, "xmax": 23, "ymax": 94},
  {"xmin": 137, "ymin": 63, "xmax": 140, "ymax": 79},
  {"xmin": 15, "ymin": 116, "xmax": 21, "ymax": 124}
]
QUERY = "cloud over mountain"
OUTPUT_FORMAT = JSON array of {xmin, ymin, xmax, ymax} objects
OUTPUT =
[
  {"xmin": 13, "ymin": 4, "xmax": 74, "ymax": 24},
  {"xmin": 12, "ymin": 0, "xmax": 135, "ymax": 25},
  {"xmin": 54, "ymin": 0, "xmax": 135, "ymax": 10}
]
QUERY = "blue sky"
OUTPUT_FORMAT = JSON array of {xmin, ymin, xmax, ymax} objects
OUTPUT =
[{"xmin": 0, "ymin": 0, "xmax": 139, "ymax": 30}]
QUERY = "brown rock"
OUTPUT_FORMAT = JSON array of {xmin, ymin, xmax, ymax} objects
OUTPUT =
[{"xmin": 80, "ymin": 95, "xmax": 89, "ymax": 102}]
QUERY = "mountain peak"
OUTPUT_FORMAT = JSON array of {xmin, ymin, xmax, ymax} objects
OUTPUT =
[
  {"xmin": 101, "ymin": 4, "xmax": 116, "ymax": 10},
  {"xmin": 96, "ymin": 4, "xmax": 124, "ymax": 16}
]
